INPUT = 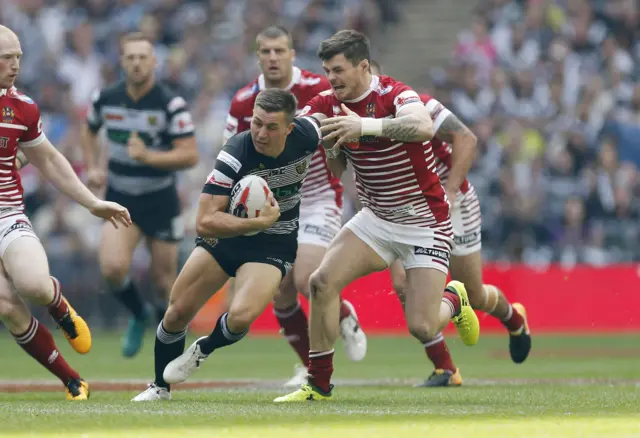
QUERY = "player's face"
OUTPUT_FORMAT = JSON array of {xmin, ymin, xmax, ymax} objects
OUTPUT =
[
  {"xmin": 256, "ymin": 36, "xmax": 295, "ymax": 84},
  {"xmin": 0, "ymin": 32, "xmax": 21, "ymax": 90},
  {"xmin": 121, "ymin": 40, "xmax": 156, "ymax": 86},
  {"xmin": 251, "ymin": 107, "xmax": 294, "ymax": 156},
  {"xmin": 322, "ymin": 54, "xmax": 369, "ymax": 101}
]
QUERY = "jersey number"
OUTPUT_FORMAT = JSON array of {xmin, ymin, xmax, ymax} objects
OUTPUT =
[{"xmin": 0, "ymin": 137, "xmax": 8, "ymax": 149}]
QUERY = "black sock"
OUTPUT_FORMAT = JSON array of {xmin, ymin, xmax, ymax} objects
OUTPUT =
[
  {"xmin": 154, "ymin": 322, "xmax": 187, "ymax": 389},
  {"xmin": 109, "ymin": 278, "xmax": 145, "ymax": 319},
  {"xmin": 197, "ymin": 313, "xmax": 247, "ymax": 355}
]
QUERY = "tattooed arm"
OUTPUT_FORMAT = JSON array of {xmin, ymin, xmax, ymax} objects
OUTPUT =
[
  {"xmin": 435, "ymin": 112, "xmax": 477, "ymax": 195},
  {"xmin": 381, "ymin": 104, "xmax": 435, "ymax": 143}
]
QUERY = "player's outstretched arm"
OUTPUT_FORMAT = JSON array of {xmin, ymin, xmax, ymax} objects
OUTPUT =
[
  {"xmin": 308, "ymin": 113, "xmax": 348, "ymax": 178},
  {"xmin": 128, "ymin": 133, "xmax": 199, "ymax": 170},
  {"xmin": 20, "ymin": 139, "xmax": 132, "ymax": 228},
  {"xmin": 196, "ymin": 193, "xmax": 280, "ymax": 238},
  {"xmin": 380, "ymin": 104, "xmax": 435, "ymax": 143},
  {"xmin": 434, "ymin": 112, "xmax": 477, "ymax": 197}
]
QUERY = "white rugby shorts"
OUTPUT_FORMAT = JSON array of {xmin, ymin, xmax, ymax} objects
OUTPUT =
[
  {"xmin": 297, "ymin": 200, "xmax": 342, "ymax": 248},
  {"xmin": 344, "ymin": 207, "xmax": 454, "ymax": 274},
  {"xmin": 450, "ymin": 185, "xmax": 482, "ymax": 257},
  {"xmin": 0, "ymin": 212, "xmax": 39, "ymax": 257}
]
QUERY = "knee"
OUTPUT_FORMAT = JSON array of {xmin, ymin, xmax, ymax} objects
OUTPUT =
[
  {"xmin": 273, "ymin": 279, "xmax": 298, "ymax": 311},
  {"xmin": 406, "ymin": 318, "xmax": 439, "ymax": 342},
  {"xmin": 465, "ymin": 283, "xmax": 486, "ymax": 310},
  {"xmin": 293, "ymin": 271, "xmax": 312, "ymax": 299},
  {"xmin": 308, "ymin": 269, "xmax": 334, "ymax": 301},
  {"xmin": 226, "ymin": 304, "xmax": 255, "ymax": 333},
  {"xmin": 162, "ymin": 302, "xmax": 191, "ymax": 332},
  {"xmin": 100, "ymin": 258, "xmax": 129, "ymax": 285},
  {"xmin": 13, "ymin": 275, "xmax": 52, "ymax": 305},
  {"xmin": 0, "ymin": 294, "xmax": 19, "ymax": 320}
]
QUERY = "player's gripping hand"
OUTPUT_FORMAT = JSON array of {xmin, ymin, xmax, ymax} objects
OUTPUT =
[
  {"xmin": 256, "ymin": 194, "xmax": 280, "ymax": 229},
  {"xmin": 88, "ymin": 199, "xmax": 133, "ymax": 229},
  {"xmin": 127, "ymin": 131, "xmax": 148, "ymax": 163},
  {"xmin": 320, "ymin": 104, "xmax": 362, "ymax": 149}
]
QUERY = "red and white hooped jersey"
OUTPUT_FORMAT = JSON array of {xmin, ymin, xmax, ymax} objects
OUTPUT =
[
  {"xmin": 223, "ymin": 67, "xmax": 343, "ymax": 208},
  {"xmin": 0, "ymin": 87, "xmax": 46, "ymax": 218},
  {"xmin": 300, "ymin": 75, "xmax": 451, "ymax": 233},
  {"xmin": 420, "ymin": 93, "xmax": 471, "ymax": 194}
]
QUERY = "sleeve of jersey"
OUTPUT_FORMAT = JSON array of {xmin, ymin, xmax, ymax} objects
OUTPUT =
[
  {"xmin": 19, "ymin": 103, "xmax": 46, "ymax": 148},
  {"xmin": 298, "ymin": 93, "xmax": 331, "ymax": 118},
  {"xmin": 295, "ymin": 117, "xmax": 322, "ymax": 151},
  {"xmin": 167, "ymin": 96, "xmax": 196, "ymax": 140},
  {"xmin": 86, "ymin": 89, "xmax": 103, "ymax": 133},
  {"xmin": 424, "ymin": 98, "xmax": 452, "ymax": 133},
  {"xmin": 202, "ymin": 140, "xmax": 243, "ymax": 197},
  {"xmin": 390, "ymin": 83, "xmax": 424, "ymax": 115}
]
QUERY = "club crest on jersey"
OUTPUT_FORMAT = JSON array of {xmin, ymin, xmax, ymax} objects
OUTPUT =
[
  {"xmin": 295, "ymin": 160, "xmax": 308, "ymax": 175},
  {"xmin": 148, "ymin": 115, "xmax": 158, "ymax": 126},
  {"xmin": 1, "ymin": 107, "xmax": 14, "ymax": 123},
  {"xmin": 365, "ymin": 103, "xmax": 376, "ymax": 117}
]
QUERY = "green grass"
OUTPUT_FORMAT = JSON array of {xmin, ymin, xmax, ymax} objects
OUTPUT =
[{"xmin": 1, "ymin": 332, "xmax": 639, "ymax": 437}]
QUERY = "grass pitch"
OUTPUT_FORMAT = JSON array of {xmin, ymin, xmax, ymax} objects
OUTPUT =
[{"xmin": 0, "ymin": 332, "xmax": 638, "ymax": 437}]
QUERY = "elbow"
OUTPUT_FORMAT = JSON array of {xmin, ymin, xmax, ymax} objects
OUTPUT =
[
  {"xmin": 196, "ymin": 216, "xmax": 217, "ymax": 238},
  {"xmin": 186, "ymin": 150, "xmax": 200, "ymax": 168}
]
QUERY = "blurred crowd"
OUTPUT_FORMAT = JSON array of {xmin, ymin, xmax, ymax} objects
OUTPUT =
[
  {"xmin": 428, "ymin": 0, "xmax": 640, "ymax": 265},
  {"xmin": 2, "ymin": 0, "xmax": 639, "ymax": 289}
]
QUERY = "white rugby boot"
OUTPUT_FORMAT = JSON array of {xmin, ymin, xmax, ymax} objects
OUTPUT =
[
  {"xmin": 131, "ymin": 383, "xmax": 171, "ymax": 402},
  {"xmin": 339, "ymin": 300, "xmax": 367, "ymax": 362},
  {"xmin": 283, "ymin": 363, "xmax": 309, "ymax": 388},
  {"xmin": 163, "ymin": 337, "xmax": 209, "ymax": 384}
]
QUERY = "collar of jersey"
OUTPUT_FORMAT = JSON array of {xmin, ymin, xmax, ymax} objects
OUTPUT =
[
  {"xmin": 342, "ymin": 75, "xmax": 380, "ymax": 103},
  {"xmin": 258, "ymin": 66, "xmax": 302, "ymax": 91},
  {"xmin": 0, "ymin": 89, "xmax": 6, "ymax": 97}
]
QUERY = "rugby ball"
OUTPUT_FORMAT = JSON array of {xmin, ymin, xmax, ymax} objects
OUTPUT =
[{"xmin": 229, "ymin": 175, "xmax": 272, "ymax": 235}]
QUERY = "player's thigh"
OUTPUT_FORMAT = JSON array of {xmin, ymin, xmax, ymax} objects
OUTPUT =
[
  {"xmin": 2, "ymin": 232, "xmax": 51, "ymax": 304},
  {"xmin": 230, "ymin": 262, "xmax": 284, "ymax": 330},
  {"xmin": 389, "ymin": 260, "xmax": 407, "ymax": 303},
  {"xmin": 163, "ymin": 246, "xmax": 230, "ymax": 330},
  {"xmin": 0, "ymin": 261, "xmax": 31, "ymax": 334},
  {"xmin": 148, "ymin": 237, "xmax": 179, "ymax": 292},
  {"xmin": 316, "ymin": 209, "xmax": 392, "ymax": 292},
  {"xmin": 404, "ymin": 267, "xmax": 448, "ymax": 337},
  {"xmin": 98, "ymin": 221, "xmax": 142, "ymax": 278}
]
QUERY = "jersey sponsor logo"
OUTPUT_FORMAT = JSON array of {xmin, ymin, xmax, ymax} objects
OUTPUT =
[
  {"xmin": 376, "ymin": 85, "xmax": 393, "ymax": 95},
  {"xmin": 300, "ymin": 76, "xmax": 322, "ymax": 86},
  {"xmin": 2, "ymin": 107, "xmax": 15, "ymax": 123},
  {"xmin": 0, "ymin": 137, "xmax": 9, "ymax": 149},
  {"xmin": 395, "ymin": 94, "xmax": 421, "ymax": 107},
  {"xmin": 171, "ymin": 111, "xmax": 194, "ymax": 134},
  {"xmin": 167, "ymin": 96, "xmax": 187, "ymax": 113},
  {"xmin": 414, "ymin": 246, "xmax": 449, "ymax": 261},
  {"xmin": 3, "ymin": 219, "xmax": 33, "ymax": 238},
  {"xmin": 218, "ymin": 150, "xmax": 242, "ymax": 173},
  {"xmin": 454, "ymin": 230, "xmax": 481, "ymax": 246},
  {"xmin": 199, "ymin": 236, "xmax": 218, "ymax": 248},
  {"xmin": 104, "ymin": 112, "xmax": 124, "ymax": 121}
]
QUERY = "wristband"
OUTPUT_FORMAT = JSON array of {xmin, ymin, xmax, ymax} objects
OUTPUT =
[{"xmin": 361, "ymin": 118, "xmax": 383, "ymax": 136}]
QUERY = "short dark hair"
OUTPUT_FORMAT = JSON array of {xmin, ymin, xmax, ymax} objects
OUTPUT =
[
  {"xmin": 256, "ymin": 25, "xmax": 293, "ymax": 49},
  {"xmin": 317, "ymin": 30, "xmax": 370, "ymax": 65},
  {"xmin": 255, "ymin": 89, "xmax": 298, "ymax": 123},
  {"xmin": 121, "ymin": 32, "xmax": 152, "ymax": 48},
  {"xmin": 369, "ymin": 59, "xmax": 382, "ymax": 74}
]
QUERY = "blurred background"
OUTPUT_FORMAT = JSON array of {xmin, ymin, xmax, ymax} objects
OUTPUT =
[{"xmin": 2, "ymin": 0, "xmax": 639, "ymax": 331}]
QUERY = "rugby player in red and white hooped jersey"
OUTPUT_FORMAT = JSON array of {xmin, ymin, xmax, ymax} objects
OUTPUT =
[
  {"xmin": 275, "ymin": 30, "xmax": 481, "ymax": 402},
  {"xmin": 0, "ymin": 25, "xmax": 131, "ymax": 400},
  {"xmin": 368, "ymin": 61, "xmax": 532, "ymax": 388},
  {"xmin": 222, "ymin": 26, "xmax": 367, "ymax": 387}
]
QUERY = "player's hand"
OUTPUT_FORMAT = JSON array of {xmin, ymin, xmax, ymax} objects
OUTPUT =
[
  {"xmin": 257, "ymin": 194, "xmax": 280, "ymax": 228},
  {"xmin": 320, "ymin": 104, "xmax": 362, "ymax": 149},
  {"xmin": 87, "ymin": 167, "xmax": 106, "ymax": 190},
  {"xmin": 127, "ymin": 131, "xmax": 148, "ymax": 163},
  {"xmin": 88, "ymin": 199, "xmax": 132, "ymax": 229}
]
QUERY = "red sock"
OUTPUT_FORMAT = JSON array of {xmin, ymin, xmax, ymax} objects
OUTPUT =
[
  {"xmin": 308, "ymin": 350, "xmax": 334, "ymax": 393},
  {"xmin": 501, "ymin": 305, "xmax": 525, "ymax": 333},
  {"xmin": 13, "ymin": 317, "xmax": 81, "ymax": 384},
  {"xmin": 274, "ymin": 303, "xmax": 310, "ymax": 365},
  {"xmin": 46, "ymin": 276, "xmax": 69, "ymax": 321},
  {"xmin": 424, "ymin": 333, "xmax": 456, "ymax": 372},
  {"xmin": 442, "ymin": 290, "xmax": 460, "ymax": 317},
  {"xmin": 339, "ymin": 300, "xmax": 351, "ymax": 321}
]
